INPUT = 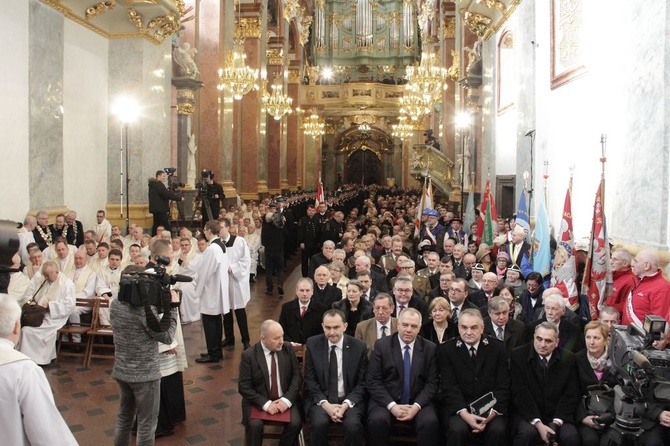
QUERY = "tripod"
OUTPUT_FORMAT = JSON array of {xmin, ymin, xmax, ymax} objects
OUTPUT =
[{"xmin": 167, "ymin": 175, "xmax": 185, "ymax": 223}]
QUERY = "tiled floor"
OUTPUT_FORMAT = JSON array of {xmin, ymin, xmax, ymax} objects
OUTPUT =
[{"xmin": 47, "ymin": 260, "xmax": 303, "ymax": 445}]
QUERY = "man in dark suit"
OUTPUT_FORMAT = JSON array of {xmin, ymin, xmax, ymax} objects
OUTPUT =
[
  {"xmin": 438, "ymin": 309, "xmax": 510, "ymax": 446},
  {"xmin": 504, "ymin": 225, "xmax": 532, "ymax": 270},
  {"xmin": 447, "ymin": 278, "xmax": 479, "ymax": 326},
  {"xmin": 427, "ymin": 271, "xmax": 455, "ymax": 303},
  {"xmin": 356, "ymin": 270, "xmax": 379, "ymax": 302},
  {"xmin": 305, "ymin": 309, "xmax": 368, "ymax": 446},
  {"xmin": 366, "ymin": 308, "xmax": 440, "ymax": 446},
  {"xmin": 524, "ymin": 293, "xmax": 585, "ymax": 353},
  {"xmin": 391, "ymin": 275, "xmax": 428, "ymax": 321},
  {"xmin": 298, "ymin": 204, "xmax": 320, "ymax": 277},
  {"xmin": 355, "ymin": 293, "xmax": 397, "ymax": 357},
  {"xmin": 278, "ymin": 278, "xmax": 325, "ymax": 345},
  {"xmin": 469, "ymin": 272, "xmax": 499, "ymax": 310},
  {"xmin": 510, "ymin": 321, "xmax": 580, "ymax": 446},
  {"xmin": 238, "ymin": 320, "xmax": 302, "ymax": 446},
  {"xmin": 353, "ymin": 255, "xmax": 389, "ymax": 292},
  {"xmin": 484, "ymin": 297, "xmax": 525, "ymax": 353},
  {"xmin": 308, "ymin": 240, "xmax": 335, "ymax": 278},
  {"xmin": 519, "ymin": 272, "xmax": 545, "ymax": 323},
  {"xmin": 312, "ymin": 265, "xmax": 343, "ymax": 308}
]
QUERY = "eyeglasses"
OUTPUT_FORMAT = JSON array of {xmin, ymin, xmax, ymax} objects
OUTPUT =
[
  {"xmin": 449, "ymin": 287, "xmax": 465, "ymax": 293},
  {"xmin": 395, "ymin": 288, "xmax": 412, "ymax": 294}
]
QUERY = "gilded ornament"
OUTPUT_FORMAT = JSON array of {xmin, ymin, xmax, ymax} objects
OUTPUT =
[
  {"xmin": 267, "ymin": 49, "xmax": 284, "ymax": 66},
  {"xmin": 288, "ymin": 70, "xmax": 302, "ymax": 84},
  {"xmin": 443, "ymin": 17, "xmax": 456, "ymax": 39},
  {"xmin": 127, "ymin": 8, "xmax": 144, "ymax": 31},
  {"xmin": 236, "ymin": 17, "xmax": 262, "ymax": 39},
  {"xmin": 446, "ymin": 50, "xmax": 460, "ymax": 83},
  {"xmin": 461, "ymin": 10, "xmax": 493, "ymax": 38},
  {"xmin": 177, "ymin": 90, "xmax": 195, "ymax": 100},
  {"xmin": 85, "ymin": 0, "xmax": 116, "ymax": 21},
  {"xmin": 177, "ymin": 102, "xmax": 194, "ymax": 115},
  {"xmin": 480, "ymin": 0, "xmax": 507, "ymax": 13}
]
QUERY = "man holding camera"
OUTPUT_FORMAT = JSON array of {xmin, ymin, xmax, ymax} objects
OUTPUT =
[
  {"xmin": 148, "ymin": 170, "xmax": 184, "ymax": 236},
  {"xmin": 110, "ymin": 257, "xmax": 180, "ymax": 445},
  {"xmin": 200, "ymin": 170, "xmax": 224, "ymax": 225}
]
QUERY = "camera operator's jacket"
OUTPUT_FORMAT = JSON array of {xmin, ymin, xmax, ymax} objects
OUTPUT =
[{"xmin": 148, "ymin": 178, "xmax": 181, "ymax": 214}]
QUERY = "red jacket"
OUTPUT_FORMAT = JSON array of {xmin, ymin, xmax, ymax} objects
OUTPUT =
[
  {"xmin": 622, "ymin": 270, "xmax": 670, "ymax": 326},
  {"xmin": 607, "ymin": 268, "xmax": 638, "ymax": 314}
]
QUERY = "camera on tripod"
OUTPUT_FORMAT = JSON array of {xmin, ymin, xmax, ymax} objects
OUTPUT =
[{"xmin": 164, "ymin": 167, "xmax": 184, "ymax": 189}]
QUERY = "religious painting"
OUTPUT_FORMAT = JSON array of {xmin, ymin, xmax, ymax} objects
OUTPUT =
[
  {"xmin": 497, "ymin": 30, "xmax": 516, "ymax": 115},
  {"xmin": 550, "ymin": 0, "xmax": 587, "ymax": 89},
  {"xmin": 267, "ymin": 0, "xmax": 277, "ymax": 28}
]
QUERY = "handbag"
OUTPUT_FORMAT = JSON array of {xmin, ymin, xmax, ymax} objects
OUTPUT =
[{"xmin": 20, "ymin": 280, "xmax": 48, "ymax": 327}]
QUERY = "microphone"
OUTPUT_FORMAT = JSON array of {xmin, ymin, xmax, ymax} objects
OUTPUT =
[
  {"xmin": 170, "ymin": 274, "xmax": 193, "ymax": 283},
  {"xmin": 525, "ymin": 129, "xmax": 536, "ymax": 137},
  {"xmin": 631, "ymin": 350, "xmax": 652, "ymax": 369}
]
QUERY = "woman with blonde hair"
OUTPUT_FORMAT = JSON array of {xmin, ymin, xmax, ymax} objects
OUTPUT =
[{"xmin": 419, "ymin": 297, "xmax": 457, "ymax": 344}]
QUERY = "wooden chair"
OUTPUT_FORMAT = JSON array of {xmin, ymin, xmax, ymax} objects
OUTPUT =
[
  {"xmin": 56, "ymin": 297, "xmax": 97, "ymax": 365},
  {"xmin": 84, "ymin": 299, "xmax": 115, "ymax": 367}
]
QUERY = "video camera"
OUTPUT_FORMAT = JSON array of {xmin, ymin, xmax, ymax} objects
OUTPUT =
[
  {"xmin": 0, "ymin": 220, "xmax": 21, "ymax": 273},
  {"xmin": 164, "ymin": 167, "xmax": 184, "ymax": 189},
  {"xmin": 196, "ymin": 169, "xmax": 213, "ymax": 200},
  {"xmin": 118, "ymin": 255, "xmax": 192, "ymax": 332},
  {"xmin": 585, "ymin": 316, "xmax": 670, "ymax": 442}
]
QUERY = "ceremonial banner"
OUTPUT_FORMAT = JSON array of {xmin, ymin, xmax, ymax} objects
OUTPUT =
[
  {"xmin": 476, "ymin": 180, "xmax": 498, "ymax": 246},
  {"xmin": 582, "ymin": 181, "xmax": 612, "ymax": 319},
  {"xmin": 315, "ymin": 174, "xmax": 324, "ymax": 206},
  {"xmin": 532, "ymin": 194, "xmax": 551, "ymax": 278},
  {"xmin": 516, "ymin": 190, "xmax": 530, "ymax": 242},
  {"xmin": 551, "ymin": 182, "xmax": 579, "ymax": 309},
  {"xmin": 414, "ymin": 177, "xmax": 433, "ymax": 238},
  {"xmin": 464, "ymin": 185, "xmax": 476, "ymax": 236}
]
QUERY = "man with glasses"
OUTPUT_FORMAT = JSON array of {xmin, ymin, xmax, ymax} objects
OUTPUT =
[
  {"xmin": 391, "ymin": 276, "xmax": 428, "ymax": 321},
  {"xmin": 355, "ymin": 293, "xmax": 397, "ymax": 357},
  {"xmin": 510, "ymin": 322, "xmax": 580, "ymax": 445},
  {"xmin": 427, "ymin": 271, "xmax": 456, "ymax": 304},
  {"xmin": 470, "ymin": 272, "xmax": 501, "ymax": 311},
  {"xmin": 391, "ymin": 259, "xmax": 431, "ymax": 299},
  {"xmin": 446, "ymin": 278, "xmax": 478, "ymax": 326}
]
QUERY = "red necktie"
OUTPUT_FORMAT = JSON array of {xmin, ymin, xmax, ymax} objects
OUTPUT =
[
  {"xmin": 300, "ymin": 306, "xmax": 307, "ymax": 318},
  {"xmin": 270, "ymin": 352, "xmax": 279, "ymax": 400}
]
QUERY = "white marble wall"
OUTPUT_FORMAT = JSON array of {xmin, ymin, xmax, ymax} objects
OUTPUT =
[
  {"xmin": 107, "ymin": 39, "xmax": 173, "ymax": 204},
  {"xmin": 63, "ymin": 20, "xmax": 109, "ymax": 231},
  {"xmin": 0, "ymin": 1, "xmax": 30, "ymax": 221},
  {"xmin": 484, "ymin": 0, "xmax": 670, "ymax": 249}
]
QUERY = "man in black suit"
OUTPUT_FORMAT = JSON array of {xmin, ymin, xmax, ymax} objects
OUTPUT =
[
  {"xmin": 308, "ymin": 240, "xmax": 335, "ymax": 278},
  {"xmin": 238, "ymin": 320, "xmax": 302, "ymax": 446},
  {"xmin": 469, "ymin": 272, "xmax": 499, "ymax": 310},
  {"xmin": 504, "ymin": 225, "xmax": 532, "ymax": 270},
  {"xmin": 524, "ymin": 293, "xmax": 585, "ymax": 353},
  {"xmin": 353, "ymin": 255, "xmax": 389, "ymax": 292},
  {"xmin": 510, "ymin": 321, "xmax": 580, "ymax": 446},
  {"xmin": 391, "ymin": 275, "xmax": 428, "ymax": 321},
  {"xmin": 356, "ymin": 270, "xmax": 379, "ymax": 302},
  {"xmin": 447, "ymin": 278, "xmax": 479, "ymax": 326},
  {"xmin": 366, "ymin": 308, "xmax": 440, "ymax": 446},
  {"xmin": 278, "ymin": 278, "xmax": 325, "ymax": 345},
  {"xmin": 519, "ymin": 272, "xmax": 545, "ymax": 323},
  {"xmin": 484, "ymin": 297, "xmax": 525, "ymax": 353},
  {"xmin": 298, "ymin": 204, "xmax": 320, "ymax": 277},
  {"xmin": 305, "ymin": 309, "xmax": 368, "ymax": 446},
  {"xmin": 427, "ymin": 271, "xmax": 455, "ymax": 304},
  {"xmin": 438, "ymin": 309, "xmax": 510, "ymax": 446},
  {"xmin": 312, "ymin": 265, "xmax": 343, "ymax": 308}
]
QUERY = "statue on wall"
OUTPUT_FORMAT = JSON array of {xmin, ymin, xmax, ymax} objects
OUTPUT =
[
  {"xmin": 463, "ymin": 39, "xmax": 482, "ymax": 77},
  {"xmin": 187, "ymin": 133, "xmax": 198, "ymax": 187},
  {"xmin": 173, "ymin": 43, "xmax": 200, "ymax": 79}
]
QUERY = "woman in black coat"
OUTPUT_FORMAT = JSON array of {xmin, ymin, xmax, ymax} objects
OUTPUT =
[
  {"xmin": 420, "ymin": 296, "xmax": 458, "ymax": 344},
  {"xmin": 332, "ymin": 280, "xmax": 373, "ymax": 336},
  {"xmin": 576, "ymin": 321, "xmax": 617, "ymax": 445}
]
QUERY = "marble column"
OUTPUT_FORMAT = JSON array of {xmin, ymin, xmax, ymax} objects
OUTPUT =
[
  {"xmin": 107, "ymin": 38, "xmax": 172, "ymax": 226},
  {"xmin": 29, "ymin": 0, "xmax": 64, "ymax": 210},
  {"xmin": 287, "ymin": 67, "xmax": 301, "ymax": 190},
  {"xmin": 218, "ymin": 0, "xmax": 236, "ymax": 206},
  {"xmin": 172, "ymin": 78, "xmax": 203, "ymax": 187}
]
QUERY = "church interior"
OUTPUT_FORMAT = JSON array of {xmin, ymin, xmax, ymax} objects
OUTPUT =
[{"xmin": 1, "ymin": 0, "xmax": 670, "ymax": 444}]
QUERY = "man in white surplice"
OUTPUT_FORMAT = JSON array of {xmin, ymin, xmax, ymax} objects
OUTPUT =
[
  {"xmin": 18, "ymin": 260, "xmax": 75, "ymax": 365},
  {"xmin": 194, "ymin": 220, "xmax": 230, "ymax": 363},
  {"xmin": 0, "ymin": 294, "xmax": 77, "ymax": 445},
  {"xmin": 219, "ymin": 218, "xmax": 251, "ymax": 349},
  {"xmin": 173, "ymin": 237, "xmax": 201, "ymax": 324},
  {"xmin": 65, "ymin": 250, "xmax": 98, "ymax": 342}
]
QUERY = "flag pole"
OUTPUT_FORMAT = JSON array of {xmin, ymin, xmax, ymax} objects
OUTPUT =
[{"xmin": 599, "ymin": 134, "xmax": 607, "ymax": 210}]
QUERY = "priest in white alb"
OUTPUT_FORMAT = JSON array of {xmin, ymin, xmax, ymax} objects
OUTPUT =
[{"xmin": 18, "ymin": 261, "xmax": 75, "ymax": 365}]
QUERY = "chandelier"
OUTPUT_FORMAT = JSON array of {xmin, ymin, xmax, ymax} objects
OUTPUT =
[
  {"xmin": 262, "ymin": 78, "xmax": 293, "ymax": 120},
  {"xmin": 303, "ymin": 112, "xmax": 325, "ymax": 136},
  {"xmin": 399, "ymin": 84, "xmax": 432, "ymax": 121},
  {"xmin": 217, "ymin": 37, "xmax": 258, "ymax": 100},
  {"xmin": 391, "ymin": 116, "xmax": 413, "ymax": 140},
  {"xmin": 405, "ymin": 51, "xmax": 447, "ymax": 103}
]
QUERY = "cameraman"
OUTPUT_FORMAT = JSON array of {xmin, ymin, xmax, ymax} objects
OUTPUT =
[
  {"xmin": 110, "ymin": 256, "xmax": 180, "ymax": 445},
  {"xmin": 200, "ymin": 170, "xmax": 224, "ymax": 225},
  {"xmin": 148, "ymin": 170, "xmax": 184, "ymax": 236}
]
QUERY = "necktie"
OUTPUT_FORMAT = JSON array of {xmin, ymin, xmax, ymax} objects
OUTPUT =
[
  {"xmin": 496, "ymin": 326, "xmax": 504, "ymax": 341},
  {"xmin": 380, "ymin": 325, "xmax": 387, "ymax": 338},
  {"xmin": 328, "ymin": 346, "xmax": 339, "ymax": 403},
  {"xmin": 541, "ymin": 356, "xmax": 548, "ymax": 368},
  {"xmin": 470, "ymin": 346, "xmax": 477, "ymax": 358},
  {"xmin": 269, "ymin": 352, "xmax": 279, "ymax": 400},
  {"xmin": 300, "ymin": 305, "xmax": 307, "ymax": 318},
  {"xmin": 399, "ymin": 305, "xmax": 406, "ymax": 315},
  {"xmin": 401, "ymin": 345, "xmax": 411, "ymax": 404},
  {"xmin": 452, "ymin": 307, "xmax": 459, "ymax": 324}
]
